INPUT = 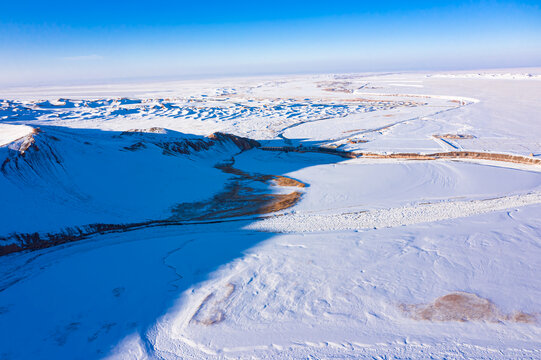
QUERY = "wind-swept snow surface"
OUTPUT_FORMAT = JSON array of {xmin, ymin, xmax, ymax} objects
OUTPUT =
[{"xmin": 0, "ymin": 69, "xmax": 540, "ymax": 359}]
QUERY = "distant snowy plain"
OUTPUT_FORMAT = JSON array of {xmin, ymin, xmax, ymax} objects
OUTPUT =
[{"xmin": 0, "ymin": 69, "xmax": 540, "ymax": 359}]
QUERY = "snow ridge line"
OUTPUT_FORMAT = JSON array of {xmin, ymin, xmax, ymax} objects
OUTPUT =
[{"xmin": 246, "ymin": 192, "xmax": 541, "ymax": 233}]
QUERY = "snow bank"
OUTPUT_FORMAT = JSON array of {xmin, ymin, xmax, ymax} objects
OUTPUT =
[
  {"xmin": 247, "ymin": 192, "xmax": 541, "ymax": 232},
  {"xmin": 0, "ymin": 124, "xmax": 34, "ymax": 146}
]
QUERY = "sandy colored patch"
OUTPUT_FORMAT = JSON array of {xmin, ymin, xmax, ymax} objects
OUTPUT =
[
  {"xmin": 508, "ymin": 311, "xmax": 538, "ymax": 323},
  {"xmin": 401, "ymin": 292, "xmax": 537, "ymax": 323},
  {"xmin": 256, "ymin": 192, "xmax": 302, "ymax": 214},
  {"xmin": 216, "ymin": 164, "xmax": 305, "ymax": 187},
  {"xmin": 449, "ymin": 99, "xmax": 468, "ymax": 105},
  {"xmin": 433, "ymin": 134, "xmax": 474, "ymax": 140},
  {"xmin": 272, "ymin": 176, "xmax": 306, "ymax": 188},
  {"xmin": 347, "ymin": 139, "xmax": 369, "ymax": 144},
  {"xmin": 171, "ymin": 183, "xmax": 302, "ymax": 221},
  {"xmin": 208, "ymin": 132, "xmax": 261, "ymax": 151},
  {"xmin": 358, "ymin": 151, "xmax": 541, "ymax": 165},
  {"xmin": 171, "ymin": 162, "xmax": 304, "ymax": 220},
  {"xmin": 191, "ymin": 283, "xmax": 236, "ymax": 326},
  {"xmin": 261, "ymin": 145, "xmax": 540, "ymax": 165}
]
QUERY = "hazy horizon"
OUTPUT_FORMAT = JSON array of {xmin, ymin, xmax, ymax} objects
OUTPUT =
[{"xmin": 1, "ymin": 0, "xmax": 540, "ymax": 86}]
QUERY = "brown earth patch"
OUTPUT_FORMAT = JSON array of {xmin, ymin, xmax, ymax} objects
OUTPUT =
[
  {"xmin": 208, "ymin": 132, "xmax": 261, "ymax": 151},
  {"xmin": 171, "ymin": 162, "xmax": 304, "ymax": 221},
  {"xmin": 358, "ymin": 151, "xmax": 541, "ymax": 165},
  {"xmin": 261, "ymin": 145, "xmax": 540, "ymax": 165},
  {"xmin": 400, "ymin": 292, "xmax": 537, "ymax": 323},
  {"xmin": 273, "ymin": 175, "xmax": 306, "ymax": 188},
  {"xmin": 191, "ymin": 283, "xmax": 236, "ymax": 326},
  {"xmin": 434, "ymin": 134, "xmax": 475, "ymax": 140},
  {"xmin": 347, "ymin": 139, "xmax": 369, "ymax": 144},
  {"xmin": 509, "ymin": 311, "xmax": 537, "ymax": 323},
  {"xmin": 215, "ymin": 164, "xmax": 304, "ymax": 188}
]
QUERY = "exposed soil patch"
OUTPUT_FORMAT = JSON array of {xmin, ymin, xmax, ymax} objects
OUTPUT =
[
  {"xmin": 347, "ymin": 139, "xmax": 369, "ymax": 144},
  {"xmin": 190, "ymin": 283, "xmax": 236, "ymax": 326},
  {"xmin": 433, "ymin": 134, "xmax": 475, "ymax": 140},
  {"xmin": 359, "ymin": 151, "xmax": 541, "ymax": 165},
  {"xmin": 449, "ymin": 99, "xmax": 468, "ymax": 105},
  {"xmin": 273, "ymin": 176, "xmax": 305, "ymax": 188},
  {"xmin": 216, "ymin": 163, "xmax": 305, "ymax": 188},
  {"xmin": 260, "ymin": 145, "xmax": 541, "ymax": 165},
  {"xmin": 171, "ymin": 162, "xmax": 304, "ymax": 221},
  {"xmin": 208, "ymin": 132, "xmax": 261, "ymax": 151},
  {"xmin": 400, "ymin": 292, "xmax": 537, "ymax": 323}
]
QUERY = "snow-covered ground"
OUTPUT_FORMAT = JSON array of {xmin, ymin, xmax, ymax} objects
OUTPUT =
[{"xmin": 0, "ymin": 69, "xmax": 540, "ymax": 359}]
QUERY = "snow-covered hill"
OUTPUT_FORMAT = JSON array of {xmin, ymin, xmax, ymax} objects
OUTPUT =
[{"xmin": 0, "ymin": 126, "xmax": 262, "ymax": 254}]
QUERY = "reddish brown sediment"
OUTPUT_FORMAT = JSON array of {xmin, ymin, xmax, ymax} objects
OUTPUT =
[
  {"xmin": 171, "ymin": 163, "xmax": 304, "ymax": 221},
  {"xmin": 347, "ymin": 139, "xmax": 369, "ymax": 144},
  {"xmin": 208, "ymin": 132, "xmax": 261, "ymax": 151},
  {"xmin": 215, "ymin": 163, "xmax": 306, "ymax": 188},
  {"xmin": 272, "ymin": 176, "xmax": 306, "ymax": 188},
  {"xmin": 190, "ymin": 283, "xmax": 236, "ymax": 326},
  {"xmin": 448, "ymin": 99, "xmax": 468, "ymax": 105},
  {"xmin": 259, "ymin": 145, "xmax": 541, "ymax": 165},
  {"xmin": 358, "ymin": 151, "xmax": 541, "ymax": 165},
  {"xmin": 508, "ymin": 311, "xmax": 538, "ymax": 323},
  {"xmin": 400, "ymin": 292, "xmax": 538, "ymax": 323},
  {"xmin": 170, "ymin": 184, "xmax": 300, "ymax": 221},
  {"xmin": 433, "ymin": 134, "xmax": 475, "ymax": 140}
]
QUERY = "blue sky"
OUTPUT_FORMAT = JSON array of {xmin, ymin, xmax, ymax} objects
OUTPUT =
[{"xmin": 1, "ymin": 1, "xmax": 540, "ymax": 85}]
